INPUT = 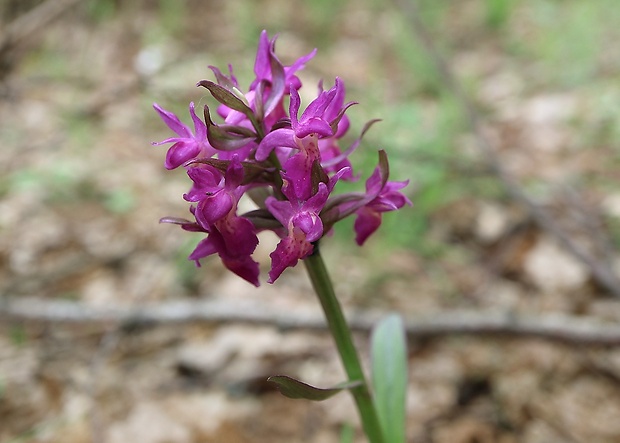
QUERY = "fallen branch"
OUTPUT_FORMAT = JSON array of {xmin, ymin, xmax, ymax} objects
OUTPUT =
[
  {"xmin": 2, "ymin": 296, "xmax": 620, "ymax": 346},
  {"xmin": 391, "ymin": 0, "xmax": 620, "ymax": 298}
]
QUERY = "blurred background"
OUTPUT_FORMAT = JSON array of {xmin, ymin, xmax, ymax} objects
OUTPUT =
[{"xmin": 1, "ymin": 0, "xmax": 620, "ymax": 441}]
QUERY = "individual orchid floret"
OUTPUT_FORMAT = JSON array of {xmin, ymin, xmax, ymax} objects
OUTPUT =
[
  {"xmin": 186, "ymin": 217, "xmax": 260, "ymax": 287},
  {"xmin": 291, "ymin": 77, "xmax": 355, "ymax": 139},
  {"xmin": 319, "ymin": 150, "xmax": 411, "ymax": 244},
  {"xmin": 265, "ymin": 180, "xmax": 329, "ymax": 283},
  {"xmin": 317, "ymin": 78, "xmax": 352, "ymax": 138},
  {"xmin": 185, "ymin": 154, "xmax": 246, "ymax": 226},
  {"xmin": 251, "ymin": 30, "xmax": 316, "ymax": 109},
  {"xmin": 353, "ymin": 177, "xmax": 411, "ymax": 245},
  {"xmin": 161, "ymin": 204, "xmax": 260, "ymax": 287},
  {"xmin": 348, "ymin": 152, "xmax": 412, "ymax": 245},
  {"xmin": 162, "ymin": 155, "xmax": 261, "ymax": 286},
  {"xmin": 255, "ymin": 78, "xmax": 354, "ymax": 162},
  {"xmin": 265, "ymin": 167, "xmax": 348, "ymax": 283},
  {"xmin": 152, "ymin": 102, "xmax": 213, "ymax": 169}
]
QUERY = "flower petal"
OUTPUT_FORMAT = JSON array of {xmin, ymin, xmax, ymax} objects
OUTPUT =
[
  {"xmin": 153, "ymin": 103, "xmax": 192, "ymax": 138},
  {"xmin": 164, "ymin": 142, "xmax": 202, "ymax": 170},
  {"xmin": 268, "ymin": 227, "xmax": 314, "ymax": 283},
  {"xmin": 188, "ymin": 237, "xmax": 218, "ymax": 265},
  {"xmin": 189, "ymin": 102, "xmax": 207, "ymax": 140},
  {"xmin": 255, "ymin": 128, "xmax": 297, "ymax": 161},
  {"xmin": 221, "ymin": 254, "xmax": 261, "ymax": 287},
  {"xmin": 353, "ymin": 207, "xmax": 382, "ymax": 246}
]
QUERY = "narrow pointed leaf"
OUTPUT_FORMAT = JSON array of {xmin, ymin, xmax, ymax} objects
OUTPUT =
[
  {"xmin": 197, "ymin": 80, "xmax": 261, "ymax": 132},
  {"xmin": 377, "ymin": 150, "xmax": 389, "ymax": 189},
  {"xmin": 329, "ymin": 101, "xmax": 357, "ymax": 134},
  {"xmin": 268, "ymin": 375, "xmax": 361, "ymax": 401},
  {"xmin": 371, "ymin": 314, "xmax": 408, "ymax": 443},
  {"xmin": 197, "ymin": 80, "xmax": 252, "ymax": 113},
  {"xmin": 202, "ymin": 106, "xmax": 256, "ymax": 151},
  {"xmin": 311, "ymin": 159, "xmax": 329, "ymax": 195},
  {"xmin": 253, "ymin": 79, "xmax": 266, "ymax": 121},
  {"xmin": 241, "ymin": 209, "xmax": 282, "ymax": 230}
]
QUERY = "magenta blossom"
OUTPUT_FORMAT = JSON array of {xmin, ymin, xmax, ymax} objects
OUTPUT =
[
  {"xmin": 185, "ymin": 155, "xmax": 246, "ymax": 226},
  {"xmin": 266, "ymin": 181, "xmax": 329, "ymax": 283},
  {"xmin": 154, "ymin": 30, "xmax": 410, "ymax": 285},
  {"xmin": 251, "ymin": 30, "xmax": 316, "ymax": 93},
  {"xmin": 152, "ymin": 102, "xmax": 213, "ymax": 169},
  {"xmin": 255, "ymin": 78, "xmax": 354, "ymax": 162},
  {"xmin": 189, "ymin": 219, "xmax": 260, "ymax": 287},
  {"xmin": 344, "ymin": 159, "xmax": 412, "ymax": 245},
  {"xmin": 265, "ymin": 167, "xmax": 349, "ymax": 283},
  {"xmin": 159, "ymin": 211, "xmax": 260, "ymax": 286}
]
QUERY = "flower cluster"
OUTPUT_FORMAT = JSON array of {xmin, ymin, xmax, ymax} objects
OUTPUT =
[{"xmin": 154, "ymin": 31, "xmax": 411, "ymax": 286}]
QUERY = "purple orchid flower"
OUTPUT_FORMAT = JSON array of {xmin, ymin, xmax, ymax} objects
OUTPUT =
[
  {"xmin": 209, "ymin": 31, "xmax": 316, "ymax": 133},
  {"xmin": 251, "ymin": 30, "xmax": 316, "ymax": 99},
  {"xmin": 317, "ymin": 78, "xmax": 351, "ymax": 138},
  {"xmin": 159, "ymin": 211, "xmax": 260, "ymax": 287},
  {"xmin": 255, "ymin": 78, "xmax": 353, "ymax": 162},
  {"xmin": 265, "ymin": 166, "xmax": 348, "ymax": 283},
  {"xmin": 265, "ymin": 181, "xmax": 330, "ymax": 283},
  {"xmin": 188, "ymin": 218, "xmax": 260, "ymax": 287},
  {"xmin": 350, "ymin": 160, "xmax": 412, "ymax": 245},
  {"xmin": 185, "ymin": 155, "xmax": 246, "ymax": 225},
  {"xmin": 155, "ymin": 31, "xmax": 411, "ymax": 286},
  {"xmin": 163, "ymin": 156, "xmax": 261, "ymax": 286},
  {"xmin": 152, "ymin": 102, "xmax": 213, "ymax": 169}
]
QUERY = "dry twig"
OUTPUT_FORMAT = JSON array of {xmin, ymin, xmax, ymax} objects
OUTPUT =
[
  {"xmin": 391, "ymin": 0, "xmax": 620, "ymax": 298},
  {"xmin": 3, "ymin": 296, "xmax": 620, "ymax": 346}
]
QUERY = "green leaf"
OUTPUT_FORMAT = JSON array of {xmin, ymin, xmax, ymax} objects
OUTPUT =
[
  {"xmin": 197, "ymin": 80, "xmax": 252, "ymax": 114},
  {"xmin": 202, "ymin": 105, "xmax": 256, "ymax": 151},
  {"xmin": 377, "ymin": 149, "xmax": 390, "ymax": 189},
  {"xmin": 197, "ymin": 80, "xmax": 260, "ymax": 132},
  {"xmin": 268, "ymin": 375, "xmax": 361, "ymax": 401},
  {"xmin": 371, "ymin": 314, "xmax": 408, "ymax": 443}
]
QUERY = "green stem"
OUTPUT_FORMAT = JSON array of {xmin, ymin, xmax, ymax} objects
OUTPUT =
[{"xmin": 304, "ymin": 247, "xmax": 385, "ymax": 443}]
